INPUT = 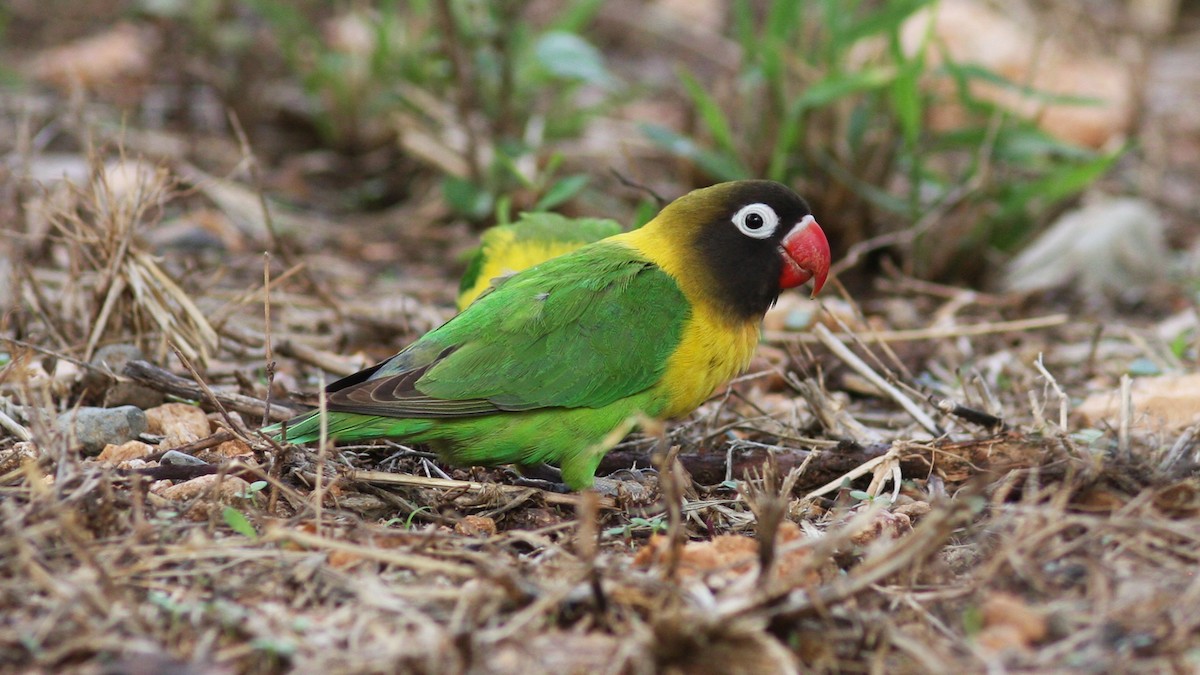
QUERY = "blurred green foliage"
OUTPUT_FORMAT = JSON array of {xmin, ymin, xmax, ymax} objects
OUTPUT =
[
  {"xmin": 137, "ymin": 0, "xmax": 1118, "ymax": 275},
  {"xmin": 233, "ymin": 0, "xmax": 619, "ymax": 220},
  {"xmin": 646, "ymin": 0, "xmax": 1122, "ymax": 278}
]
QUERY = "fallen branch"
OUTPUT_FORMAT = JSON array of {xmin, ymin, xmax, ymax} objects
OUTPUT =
[
  {"xmin": 765, "ymin": 313, "xmax": 1068, "ymax": 344},
  {"xmin": 351, "ymin": 470, "xmax": 618, "ymax": 510},
  {"xmin": 144, "ymin": 429, "xmax": 235, "ymax": 462},
  {"xmin": 123, "ymin": 360, "xmax": 305, "ymax": 422},
  {"xmin": 0, "ymin": 406, "xmax": 32, "ymax": 442},
  {"xmin": 276, "ymin": 339, "xmax": 364, "ymax": 377},
  {"xmin": 598, "ymin": 433, "xmax": 1055, "ymax": 491},
  {"xmin": 812, "ymin": 324, "xmax": 942, "ymax": 436}
]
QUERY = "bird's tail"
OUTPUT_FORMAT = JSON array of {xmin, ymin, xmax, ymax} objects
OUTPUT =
[
  {"xmin": 260, "ymin": 410, "xmax": 323, "ymax": 444},
  {"xmin": 262, "ymin": 410, "xmax": 432, "ymax": 445}
]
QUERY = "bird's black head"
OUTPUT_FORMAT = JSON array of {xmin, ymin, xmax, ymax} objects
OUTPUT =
[{"xmin": 647, "ymin": 180, "xmax": 831, "ymax": 321}]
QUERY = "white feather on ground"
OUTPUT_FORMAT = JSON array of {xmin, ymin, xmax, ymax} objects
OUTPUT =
[{"xmin": 1003, "ymin": 197, "xmax": 1170, "ymax": 301}]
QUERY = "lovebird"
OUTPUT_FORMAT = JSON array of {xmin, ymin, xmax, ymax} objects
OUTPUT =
[
  {"xmin": 457, "ymin": 212, "xmax": 623, "ymax": 310},
  {"xmin": 266, "ymin": 180, "xmax": 831, "ymax": 490}
]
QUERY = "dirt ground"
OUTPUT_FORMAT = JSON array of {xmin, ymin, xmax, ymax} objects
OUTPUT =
[{"xmin": 2, "ymin": 1, "xmax": 1199, "ymax": 673}]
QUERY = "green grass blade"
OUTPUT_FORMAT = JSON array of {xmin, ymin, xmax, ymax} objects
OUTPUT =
[
  {"xmin": 547, "ymin": 0, "xmax": 604, "ymax": 33},
  {"xmin": 797, "ymin": 67, "xmax": 897, "ymax": 110},
  {"xmin": 943, "ymin": 62, "xmax": 1105, "ymax": 106},
  {"xmin": 890, "ymin": 60, "xmax": 923, "ymax": 148},
  {"xmin": 222, "ymin": 507, "xmax": 258, "ymax": 539},
  {"xmin": 641, "ymin": 123, "xmax": 748, "ymax": 181},
  {"xmin": 841, "ymin": 0, "xmax": 933, "ymax": 44},
  {"xmin": 678, "ymin": 69, "xmax": 738, "ymax": 157},
  {"xmin": 533, "ymin": 174, "xmax": 589, "ymax": 211},
  {"xmin": 993, "ymin": 145, "xmax": 1125, "ymax": 238},
  {"xmin": 765, "ymin": 0, "xmax": 804, "ymax": 44}
]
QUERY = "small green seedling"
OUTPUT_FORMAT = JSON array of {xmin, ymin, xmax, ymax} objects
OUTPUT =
[{"xmin": 222, "ymin": 506, "xmax": 258, "ymax": 539}]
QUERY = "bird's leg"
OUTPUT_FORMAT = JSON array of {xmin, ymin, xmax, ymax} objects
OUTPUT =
[
  {"xmin": 515, "ymin": 462, "xmax": 564, "ymax": 482},
  {"xmin": 505, "ymin": 463, "xmax": 571, "ymax": 493}
]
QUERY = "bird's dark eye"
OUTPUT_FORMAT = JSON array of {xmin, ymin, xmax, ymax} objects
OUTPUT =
[{"xmin": 732, "ymin": 203, "xmax": 779, "ymax": 239}]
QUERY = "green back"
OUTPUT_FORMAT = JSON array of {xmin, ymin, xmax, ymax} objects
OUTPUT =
[{"xmin": 328, "ymin": 241, "xmax": 687, "ymax": 417}]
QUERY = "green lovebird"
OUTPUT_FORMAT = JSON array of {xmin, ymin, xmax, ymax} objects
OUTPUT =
[
  {"xmin": 265, "ymin": 180, "xmax": 832, "ymax": 490},
  {"xmin": 456, "ymin": 212, "xmax": 623, "ymax": 311}
]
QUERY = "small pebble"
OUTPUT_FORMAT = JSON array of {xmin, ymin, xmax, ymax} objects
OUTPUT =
[
  {"xmin": 161, "ymin": 450, "xmax": 208, "ymax": 466},
  {"xmin": 57, "ymin": 405, "xmax": 148, "ymax": 454}
]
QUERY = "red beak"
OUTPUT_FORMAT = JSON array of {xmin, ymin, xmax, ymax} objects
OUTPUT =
[{"xmin": 778, "ymin": 215, "xmax": 831, "ymax": 296}]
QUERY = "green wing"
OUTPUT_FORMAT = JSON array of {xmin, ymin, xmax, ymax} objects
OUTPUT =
[{"xmin": 326, "ymin": 241, "xmax": 687, "ymax": 418}]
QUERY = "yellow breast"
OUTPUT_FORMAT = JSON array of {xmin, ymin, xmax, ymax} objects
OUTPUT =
[
  {"xmin": 655, "ymin": 304, "xmax": 760, "ymax": 417},
  {"xmin": 609, "ymin": 226, "xmax": 763, "ymax": 418}
]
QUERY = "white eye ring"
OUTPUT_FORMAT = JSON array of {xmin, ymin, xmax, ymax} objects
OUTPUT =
[{"xmin": 732, "ymin": 203, "xmax": 779, "ymax": 239}]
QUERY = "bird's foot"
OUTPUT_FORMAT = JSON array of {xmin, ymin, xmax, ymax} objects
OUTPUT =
[
  {"xmin": 505, "ymin": 475, "xmax": 572, "ymax": 493},
  {"xmin": 505, "ymin": 464, "xmax": 571, "ymax": 493},
  {"xmin": 504, "ymin": 465, "xmax": 658, "ymax": 499},
  {"xmin": 515, "ymin": 462, "xmax": 564, "ymax": 483}
]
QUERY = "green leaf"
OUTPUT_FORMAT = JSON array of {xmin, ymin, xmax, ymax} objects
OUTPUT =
[
  {"xmin": 240, "ymin": 480, "xmax": 269, "ymax": 500},
  {"xmin": 841, "ymin": 0, "xmax": 933, "ymax": 44},
  {"xmin": 533, "ymin": 174, "xmax": 589, "ymax": 211},
  {"xmin": 796, "ymin": 67, "xmax": 897, "ymax": 110},
  {"xmin": 494, "ymin": 194, "xmax": 513, "ymax": 224},
  {"xmin": 442, "ymin": 176, "xmax": 494, "ymax": 220},
  {"xmin": 962, "ymin": 605, "xmax": 985, "ymax": 636},
  {"xmin": 993, "ymin": 145, "xmax": 1124, "ymax": 229},
  {"xmin": 731, "ymin": 0, "xmax": 757, "ymax": 53},
  {"xmin": 849, "ymin": 489, "xmax": 873, "ymax": 501},
  {"xmin": 222, "ymin": 507, "xmax": 258, "ymax": 539},
  {"xmin": 494, "ymin": 148, "xmax": 537, "ymax": 189},
  {"xmin": 547, "ymin": 0, "xmax": 605, "ymax": 33},
  {"xmin": 889, "ymin": 30, "xmax": 925, "ymax": 149},
  {"xmin": 815, "ymin": 149, "xmax": 910, "ymax": 214},
  {"xmin": 1070, "ymin": 428, "xmax": 1106, "ymax": 446},
  {"xmin": 767, "ymin": 99, "xmax": 809, "ymax": 182},
  {"xmin": 147, "ymin": 590, "xmax": 183, "ymax": 615},
  {"xmin": 533, "ymin": 31, "xmax": 613, "ymax": 87},
  {"xmin": 989, "ymin": 126, "xmax": 1097, "ymax": 164},
  {"xmin": 678, "ymin": 69, "xmax": 738, "ymax": 156},
  {"xmin": 765, "ymin": 0, "xmax": 804, "ymax": 44},
  {"xmin": 251, "ymin": 637, "xmax": 297, "ymax": 657},
  {"xmin": 403, "ymin": 506, "xmax": 432, "ymax": 529},
  {"xmin": 631, "ymin": 200, "xmax": 658, "ymax": 228},
  {"xmin": 944, "ymin": 62, "xmax": 1105, "ymax": 106},
  {"xmin": 641, "ymin": 123, "xmax": 748, "ymax": 181},
  {"xmin": 1169, "ymin": 331, "xmax": 1193, "ymax": 359}
]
